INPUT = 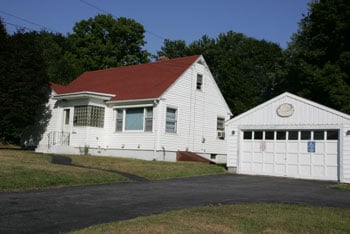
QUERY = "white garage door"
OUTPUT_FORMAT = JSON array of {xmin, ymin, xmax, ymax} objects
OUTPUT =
[{"xmin": 239, "ymin": 129, "xmax": 339, "ymax": 181}]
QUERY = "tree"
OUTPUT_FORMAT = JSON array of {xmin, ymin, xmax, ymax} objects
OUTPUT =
[
  {"xmin": 285, "ymin": 0, "xmax": 350, "ymax": 113},
  {"xmin": 157, "ymin": 32, "xmax": 286, "ymax": 115},
  {"xmin": 0, "ymin": 20, "xmax": 49, "ymax": 144},
  {"xmin": 67, "ymin": 14, "xmax": 150, "ymax": 72}
]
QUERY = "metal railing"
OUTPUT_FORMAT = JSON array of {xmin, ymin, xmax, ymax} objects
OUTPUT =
[{"xmin": 48, "ymin": 131, "xmax": 70, "ymax": 148}]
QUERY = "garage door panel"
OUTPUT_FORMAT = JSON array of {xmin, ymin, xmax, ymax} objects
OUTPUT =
[
  {"xmin": 299, "ymin": 165, "xmax": 311, "ymax": 176},
  {"xmin": 287, "ymin": 153, "xmax": 298, "ymax": 164},
  {"xmin": 264, "ymin": 153, "xmax": 274, "ymax": 163},
  {"xmin": 299, "ymin": 154, "xmax": 311, "ymax": 164},
  {"xmin": 312, "ymin": 155, "xmax": 325, "ymax": 165},
  {"xmin": 287, "ymin": 142, "xmax": 298, "ymax": 153},
  {"xmin": 326, "ymin": 142, "xmax": 337, "ymax": 153},
  {"xmin": 275, "ymin": 143, "xmax": 286, "ymax": 152},
  {"xmin": 240, "ymin": 129, "xmax": 338, "ymax": 181},
  {"xmin": 326, "ymin": 154, "xmax": 337, "ymax": 165},
  {"xmin": 275, "ymin": 153, "xmax": 285, "ymax": 163},
  {"xmin": 287, "ymin": 165, "xmax": 298, "ymax": 176}
]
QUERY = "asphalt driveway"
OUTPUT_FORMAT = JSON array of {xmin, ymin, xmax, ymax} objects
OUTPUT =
[{"xmin": 1, "ymin": 174, "xmax": 349, "ymax": 233}]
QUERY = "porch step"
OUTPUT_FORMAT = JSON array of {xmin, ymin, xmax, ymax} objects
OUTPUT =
[{"xmin": 176, "ymin": 151, "xmax": 214, "ymax": 164}]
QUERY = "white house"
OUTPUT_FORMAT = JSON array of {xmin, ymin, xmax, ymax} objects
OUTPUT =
[
  {"xmin": 226, "ymin": 92, "xmax": 350, "ymax": 183},
  {"xmin": 34, "ymin": 55, "xmax": 232, "ymax": 163}
]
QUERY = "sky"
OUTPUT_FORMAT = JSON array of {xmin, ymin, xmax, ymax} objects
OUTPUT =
[{"xmin": 0, "ymin": 0, "xmax": 310, "ymax": 55}]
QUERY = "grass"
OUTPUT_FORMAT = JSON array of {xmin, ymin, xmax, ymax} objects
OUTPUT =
[
  {"xmin": 72, "ymin": 203, "xmax": 350, "ymax": 234},
  {"xmin": 0, "ymin": 150, "xmax": 225, "ymax": 190},
  {"xmin": 331, "ymin": 183, "xmax": 350, "ymax": 190},
  {"xmin": 0, "ymin": 149, "xmax": 128, "ymax": 190},
  {"xmin": 68, "ymin": 154, "xmax": 226, "ymax": 180}
]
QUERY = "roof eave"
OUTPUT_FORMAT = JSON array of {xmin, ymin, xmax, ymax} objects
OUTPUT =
[{"xmin": 53, "ymin": 91, "xmax": 115, "ymax": 101}]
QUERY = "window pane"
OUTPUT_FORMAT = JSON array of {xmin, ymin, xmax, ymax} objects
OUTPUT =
[
  {"xmin": 64, "ymin": 109, "xmax": 70, "ymax": 125},
  {"xmin": 145, "ymin": 107, "xmax": 153, "ymax": 132},
  {"xmin": 288, "ymin": 131, "xmax": 298, "ymax": 140},
  {"xmin": 166, "ymin": 108, "xmax": 177, "ymax": 133},
  {"xmin": 243, "ymin": 131, "xmax": 252, "ymax": 140},
  {"xmin": 125, "ymin": 108, "xmax": 144, "ymax": 130},
  {"xmin": 301, "ymin": 131, "xmax": 311, "ymax": 140},
  {"xmin": 276, "ymin": 131, "xmax": 286, "ymax": 140},
  {"xmin": 254, "ymin": 131, "xmax": 263, "ymax": 140},
  {"xmin": 196, "ymin": 74, "xmax": 203, "ymax": 90},
  {"xmin": 217, "ymin": 117, "xmax": 225, "ymax": 131},
  {"xmin": 115, "ymin": 109, "xmax": 123, "ymax": 132},
  {"xmin": 327, "ymin": 130, "xmax": 338, "ymax": 140},
  {"xmin": 265, "ymin": 131, "xmax": 274, "ymax": 140},
  {"xmin": 314, "ymin": 131, "xmax": 324, "ymax": 140}
]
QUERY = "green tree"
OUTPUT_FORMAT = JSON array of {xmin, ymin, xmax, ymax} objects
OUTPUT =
[
  {"xmin": 67, "ymin": 14, "xmax": 150, "ymax": 72},
  {"xmin": 157, "ymin": 32, "xmax": 286, "ymax": 115},
  {"xmin": 285, "ymin": 0, "xmax": 350, "ymax": 113},
  {"xmin": 0, "ymin": 21, "xmax": 49, "ymax": 144}
]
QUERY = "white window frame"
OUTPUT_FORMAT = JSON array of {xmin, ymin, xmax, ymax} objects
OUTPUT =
[
  {"xmin": 165, "ymin": 107, "xmax": 177, "ymax": 133},
  {"xmin": 64, "ymin": 109, "xmax": 70, "ymax": 125},
  {"xmin": 217, "ymin": 117, "xmax": 225, "ymax": 140},
  {"xmin": 115, "ymin": 107, "xmax": 153, "ymax": 133}
]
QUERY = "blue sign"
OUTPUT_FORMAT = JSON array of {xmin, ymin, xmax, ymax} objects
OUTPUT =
[{"xmin": 308, "ymin": 141, "xmax": 316, "ymax": 153}]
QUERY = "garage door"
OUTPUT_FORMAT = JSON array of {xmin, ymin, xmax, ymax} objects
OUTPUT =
[{"xmin": 240, "ymin": 129, "xmax": 339, "ymax": 181}]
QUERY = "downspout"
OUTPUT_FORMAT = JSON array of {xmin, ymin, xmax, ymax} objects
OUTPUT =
[{"xmin": 153, "ymin": 99, "xmax": 161, "ymax": 160}]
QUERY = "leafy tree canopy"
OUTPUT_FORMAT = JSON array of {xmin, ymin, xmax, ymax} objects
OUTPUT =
[
  {"xmin": 285, "ymin": 0, "xmax": 350, "ymax": 114},
  {"xmin": 157, "ymin": 32, "xmax": 286, "ymax": 115},
  {"xmin": 67, "ymin": 14, "xmax": 150, "ymax": 73},
  {"xmin": 0, "ymin": 20, "xmax": 49, "ymax": 144}
]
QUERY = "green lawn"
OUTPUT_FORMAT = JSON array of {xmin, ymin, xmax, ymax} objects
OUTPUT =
[
  {"xmin": 72, "ymin": 203, "xmax": 350, "ymax": 234},
  {"xmin": 0, "ymin": 149, "xmax": 225, "ymax": 190},
  {"xmin": 0, "ymin": 150, "xmax": 129, "ymax": 190},
  {"xmin": 68, "ymin": 154, "xmax": 225, "ymax": 180}
]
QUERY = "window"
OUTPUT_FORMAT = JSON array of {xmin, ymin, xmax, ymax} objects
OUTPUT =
[
  {"xmin": 115, "ymin": 107, "xmax": 153, "ymax": 132},
  {"xmin": 217, "ymin": 117, "xmax": 225, "ymax": 139},
  {"xmin": 145, "ymin": 107, "xmax": 153, "ymax": 132},
  {"xmin": 243, "ymin": 131, "xmax": 252, "ymax": 140},
  {"xmin": 74, "ymin": 105, "xmax": 104, "ymax": 128},
  {"xmin": 125, "ymin": 108, "xmax": 144, "ymax": 130},
  {"xmin": 288, "ymin": 131, "xmax": 298, "ymax": 140},
  {"xmin": 64, "ymin": 109, "xmax": 70, "ymax": 125},
  {"xmin": 196, "ymin": 74, "xmax": 203, "ymax": 90},
  {"xmin": 301, "ymin": 131, "xmax": 311, "ymax": 140},
  {"xmin": 265, "ymin": 131, "xmax": 274, "ymax": 140},
  {"xmin": 115, "ymin": 109, "xmax": 123, "ymax": 132},
  {"xmin": 276, "ymin": 131, "xmax": 286, "ymax": 140},
  {"xmin": 314, "ymin": 131, "xmax": 324, "ymax": 140},
  {"xmin": 327, "ymin": 130, "xmax": 338, "ymax": 140},
  {"xmin": 166, "ymin": 107, "xmax": 177, "ymax": 133},
  {"xmin": 254, "ymin": 131, "xmax": 263, "ymax": 140}
]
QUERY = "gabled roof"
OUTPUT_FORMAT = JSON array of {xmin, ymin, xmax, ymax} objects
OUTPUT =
[
  {"xmin": 227, "ymin": 92, "xmax": 350, "ymax": 125},
  {"xmin": 51, "ymin": 55, "xmax": 201, "ymax": 101}
]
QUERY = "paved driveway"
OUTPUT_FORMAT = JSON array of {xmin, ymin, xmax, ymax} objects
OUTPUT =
[{"xmin": 0, "ymin": 174, "xmax": 349, "ymax": 233}]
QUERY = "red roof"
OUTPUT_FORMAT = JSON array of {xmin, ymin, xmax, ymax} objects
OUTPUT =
[{"xmin": 51, "ymin": 55, "xmax": 201, "ymax": 101}]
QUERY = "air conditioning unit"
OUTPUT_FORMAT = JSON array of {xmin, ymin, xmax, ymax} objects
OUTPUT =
[{"xmin": 217, "ymin": 131, "xmax": 225, "ymax": 139}]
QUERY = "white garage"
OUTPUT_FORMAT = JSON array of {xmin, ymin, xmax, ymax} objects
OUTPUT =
[{"xmin": 226, "ymin": 92, "xmax": 350, "ymax": 183}]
